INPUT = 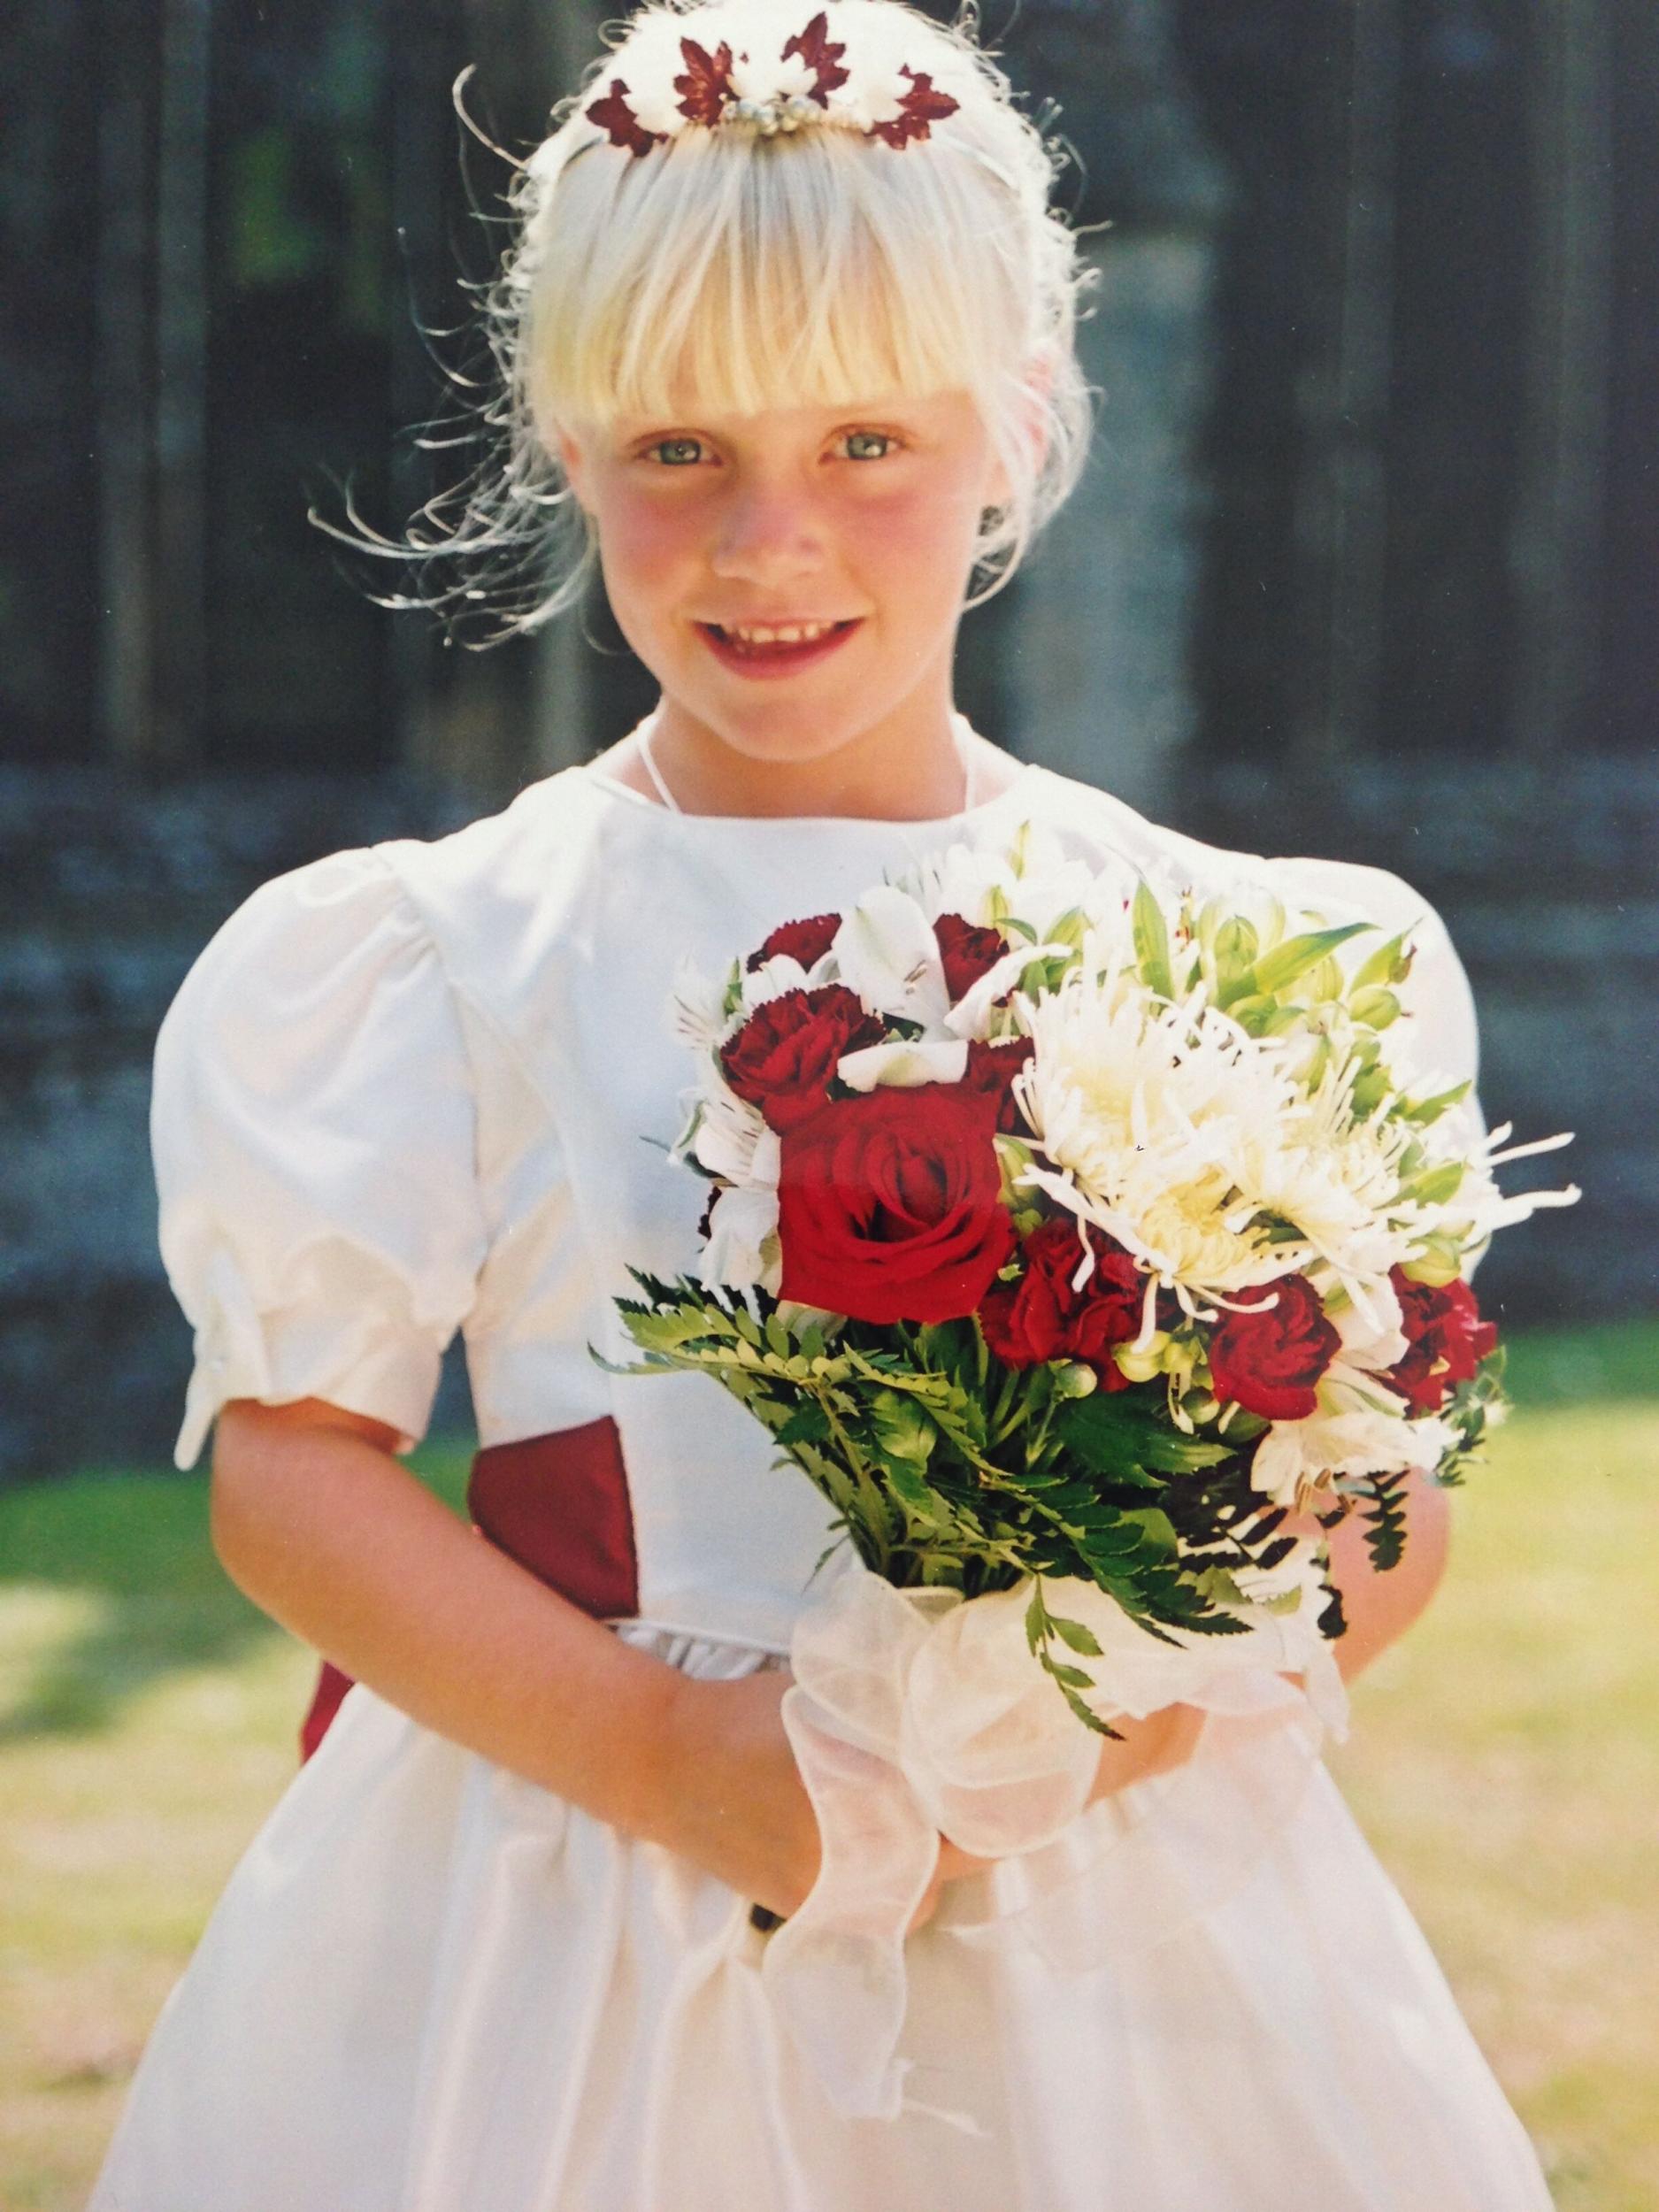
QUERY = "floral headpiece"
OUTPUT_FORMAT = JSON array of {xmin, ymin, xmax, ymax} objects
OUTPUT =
[{"xmin": 585, "ymin": 9, "xmax": 961, "ymax": 157}]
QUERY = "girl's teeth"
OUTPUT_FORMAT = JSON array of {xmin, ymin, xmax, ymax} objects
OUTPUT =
[{"xmin": 725, "ymin": 621, "xmax": 835, "ymax": 645}]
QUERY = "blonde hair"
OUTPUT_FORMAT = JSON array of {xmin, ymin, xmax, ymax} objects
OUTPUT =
[{"xmin": 339, "ymin": 0, "xmax": 1096, "ymax": 642}]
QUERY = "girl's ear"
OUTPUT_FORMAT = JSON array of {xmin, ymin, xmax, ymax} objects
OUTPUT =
[
  {"xmin": 555, "ymin": 426, "xmax": 594, "ymax": 514},
  {"xmin": 982, "ymin": 357, "xmax": 1054, "ymax": 508}
]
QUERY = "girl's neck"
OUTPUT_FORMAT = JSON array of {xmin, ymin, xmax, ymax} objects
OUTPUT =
[{"xmin": 605, "ymin": 695, "xmax": 1015, "ymax": 822}]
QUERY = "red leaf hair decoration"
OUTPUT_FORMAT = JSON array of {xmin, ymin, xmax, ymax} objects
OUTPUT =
[
  {"xmin": 782, "ymin": 12, "xmax": 850, "ymax": 105},
  {"xmin": 674, "ymin": 37, "xmax": 736, "ymax": 126},
  {"xmin": 870, "ymin": 67, "xmax": 960, "ymax": 149},
  {"xmin": 587, "ymin": 78, "xmax": 665, "ymax": 157}
]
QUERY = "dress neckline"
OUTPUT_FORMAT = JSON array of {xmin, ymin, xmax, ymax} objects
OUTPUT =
[{"xmin": 578, "ymin": 713, "xmax": 1042, "ymax": 830}]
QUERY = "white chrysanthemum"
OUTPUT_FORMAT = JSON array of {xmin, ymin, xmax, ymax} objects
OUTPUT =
[
  {"xmin": 1232, "ymin": 1070, "xmax": 1417, "ymax": 1291},
  {"xmin": 1016, "ymin": 957, "xmax": 1308, "ymax": 1295}
]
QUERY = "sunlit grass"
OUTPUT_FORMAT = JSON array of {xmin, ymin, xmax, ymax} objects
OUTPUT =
[{"xmin": 1, "ymin": 1338, "xmax": 1653, "ymax": 2210}]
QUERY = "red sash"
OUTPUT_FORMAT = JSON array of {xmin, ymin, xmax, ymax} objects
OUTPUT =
[{"xmin": 298, "ymin": 1415, "xmax": 638, "ymax": 1763}]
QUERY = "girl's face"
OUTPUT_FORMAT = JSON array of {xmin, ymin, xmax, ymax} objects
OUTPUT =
[{"xmin": 557, "ymin": 388, "xmax": 1008, "ymax": 782}]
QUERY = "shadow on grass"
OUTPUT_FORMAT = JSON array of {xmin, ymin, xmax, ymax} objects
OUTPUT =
[{"xmin": 0, "ymin": 1441, "xmax": 473, "ymax": 1747}]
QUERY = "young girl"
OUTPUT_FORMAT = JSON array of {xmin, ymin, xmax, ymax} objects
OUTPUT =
[{"xmin": 92, "ymin": 4, "xmax": 1555, "ymax": 2204}]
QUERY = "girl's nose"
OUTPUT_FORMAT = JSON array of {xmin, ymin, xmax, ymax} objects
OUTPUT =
[{"xmin": 709, "ymin": 485, "xmax": 826, "ymax": 586}]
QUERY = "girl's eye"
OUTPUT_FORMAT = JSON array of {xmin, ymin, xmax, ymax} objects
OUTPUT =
[
  {"xmin": 641, "ymin": 431, "xmax": 902, "ymax": 471},
  {"xmin": 641, "ymin": 435, "xmax": 708, "ymax": 466},
  {"xmin": 841, "ymin": 430, "xmax": 897, "ymax": 461}
]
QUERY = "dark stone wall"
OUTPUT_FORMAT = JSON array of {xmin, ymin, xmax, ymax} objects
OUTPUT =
[
  {"xmin": 3, "ymin": 748, "xmax": 1648, "ymax": 1484},
  {"xmin": 0, "ymin": 766, "xmax": 486, "ymax": 1481},
  {"xmin": 1177, "ymin": 753, "xmax": 1659, "ymax": 1329}
]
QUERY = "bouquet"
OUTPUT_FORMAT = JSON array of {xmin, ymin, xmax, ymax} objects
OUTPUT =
[{"xmin": 606, "ymin": 823, "xmax": 1576, "ymax": 2117}]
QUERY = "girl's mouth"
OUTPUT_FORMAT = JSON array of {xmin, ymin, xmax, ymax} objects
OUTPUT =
[{"xmin": 695, "ymin": 617, "xmax": 863, "ymax": 680}]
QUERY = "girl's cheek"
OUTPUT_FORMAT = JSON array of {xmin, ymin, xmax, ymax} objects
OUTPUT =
[
  {"xmin": 850, "ymin": 480, "xmax": 982, "ymax": 567},
  {"xmin": 601, "ymin": 494, "xmax": 703, "ymax": 599}
]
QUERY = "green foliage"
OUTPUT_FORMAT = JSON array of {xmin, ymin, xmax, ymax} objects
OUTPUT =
[{"xmin": 611, "ymin": 1271, "xmax": 1324, "ymax": 1724}]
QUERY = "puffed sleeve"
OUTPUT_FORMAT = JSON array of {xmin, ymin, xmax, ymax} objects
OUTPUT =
[
  {"xmin": 152, "ymin": 846, "xmax": 489, "ymax": 1471},
  {"xmin": 1266, "ymin": 853, "xmax": 1486, "ymax": 1154}
]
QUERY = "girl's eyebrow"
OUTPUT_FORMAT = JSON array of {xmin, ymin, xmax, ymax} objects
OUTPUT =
[{"xmin": 619, "ymin": 398, "xmax": 920, "ymax": 433}]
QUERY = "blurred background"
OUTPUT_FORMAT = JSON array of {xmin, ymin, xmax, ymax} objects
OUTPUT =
[
  {"xmin": 3, "ymin": 0, "xmax": 1655, "ymax": 1479},
  {"xmin": 1, "ymin": 4, "xmax": 1655, "ymax": 2204}
]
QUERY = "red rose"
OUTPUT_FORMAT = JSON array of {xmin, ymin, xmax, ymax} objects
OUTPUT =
[
  {"xmin": 933, "ymin": 912, "xmax": 1006, "ymax": 1002},
  {"xmin": 777, "ymin": 1083, "xmax": 1015, "ymax": 1324},
  {"xmin": 1207, "ymin": 1274, "xmax": 1340, "ymax": 1421},
  {"xmin": 719, "ymin": 987, "xmax": 884, "ymax": 1133},
  {"xmin": 979, "ymin": 1215, "xmax": 1144, "ymax": 1388},
  {"xmin": 746, "ymin": 911, "xmax": 841, "ymax": 973},
  {"xmin": 964, "ymin": 1037, "xmax": 1035, "ymax": 1133},
  {"xmin": 1385, "ymin": 1267, "xmax": 1498, "ymax": 1414}
]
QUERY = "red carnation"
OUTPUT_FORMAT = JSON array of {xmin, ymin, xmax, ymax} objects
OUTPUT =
[
  {"xmin": 777, "ymin": 1084, "xmax": 1014, "ymax": 1324},
  {"xmin": 979, "ymin": 1215, "xmax": 1144, "ymax": 1388},
  {"xmin": 1206, "ymin": 1275, "xmax": 1340, "ymax": 1423},
  {"xmin": 719, "ymin": 987, "xmax": 884, "ymax": 1133},
  {"xmin": 934, "ymin": 912, "xmax": 1006, "ymax": 1002},
  {"xmin": 964, "ymin": 1036, "xmax": 1035, "ymax": 1133},
  {"xmin": 1385, "ymin": 1266, "xmax": 1498, "ymax": 1414},
  {"xmin": 746, "ymin": 911, "xmax": 841, "ymax": 974}
]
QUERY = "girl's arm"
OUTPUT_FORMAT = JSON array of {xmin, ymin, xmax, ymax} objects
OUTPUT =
[
  {"xmin": 1302, "ymin": 1466, "xmax": 1451, "ymax": 1684},
  {"xmin": 208, "ymin": 1397, "xmax": 1202, "ymax": 1917},
  {"xmin": 1141, "ymin": 1471, "xmax": 1455, "ymax": 1793},
  {"xmin": 210, "ymin": 1398, "xmax": 690, "ymax": 1843}
]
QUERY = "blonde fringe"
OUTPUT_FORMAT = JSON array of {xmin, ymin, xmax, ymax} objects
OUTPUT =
[{"xmin": 313, "ymin": 1, "xmax": 1098, "ymax": 647}]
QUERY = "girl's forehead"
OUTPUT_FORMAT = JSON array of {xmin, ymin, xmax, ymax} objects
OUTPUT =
[{"xmin": 598, "ymin": 388, "xmax": 979, "ymax": 437}]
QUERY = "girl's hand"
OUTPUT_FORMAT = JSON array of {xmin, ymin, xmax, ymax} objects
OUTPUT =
[
  {"xmin": 655, "ymin": 1673, "xmax": 1209, "ymax": 1932},
  {"xmin": 1086, "ymin": 1701, "xmax": 1208, "ymax": 1804},
  {"xmin": 654, "ymin": 1669, "xmax": 995, "ymax": 1930}
]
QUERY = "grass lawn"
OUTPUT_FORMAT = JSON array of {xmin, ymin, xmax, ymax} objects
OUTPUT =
[{"xmin": 1, "ymin": 1322, "xmax": 1654, "ymax": 2209}]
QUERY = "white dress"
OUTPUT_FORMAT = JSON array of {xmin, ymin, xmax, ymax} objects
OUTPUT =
[{"xmin": 90, "ymin": 754, "xmax": 1555, "ymax": 2212}]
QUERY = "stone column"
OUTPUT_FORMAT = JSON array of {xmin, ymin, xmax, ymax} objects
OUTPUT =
[{"xmin": 996, "ymin": 0, "xmax": 1233, "ymax": 820}]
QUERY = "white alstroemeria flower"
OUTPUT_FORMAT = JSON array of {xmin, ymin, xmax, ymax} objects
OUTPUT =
[
  {"xmin": 837, "ymin": 1038, "xmax": 969, "ymax": 1091},
  {"xmin": 832, "ymin": 886, "xmax": 950, "ymax": 1032},
  {"xmin": 941, "ymin": 941, "xmax": 1065, "ymax": 1041},
  {"xmin": 1251, "ymin": 1401, "xmax": 1458, "ymax": 1508},
  {"xmin": 693, "ymin": 1083, "xmax": 774, "ymax": 1188},
  {"xmin": 671, "ymin": 955, "xmax": 733, "ymax": 1057},
  {"xmin": 699, "ymin": 1184, "xmax": 781, "ymax": 1294},
  {"xmin": 896, "ymin": 842, "xmax": 1011, "ymax": 929},
  {"xmin": 1324, "ymin": 1279, "xmax": 1409, "ymax": 1380}
]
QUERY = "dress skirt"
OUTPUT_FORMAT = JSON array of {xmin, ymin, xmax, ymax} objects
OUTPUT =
[{"xmin": 88, "ymin": 1623, "xmax": 1555, "ymax": 2212}]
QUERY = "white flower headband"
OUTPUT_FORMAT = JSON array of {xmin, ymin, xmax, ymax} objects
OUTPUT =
[{"xmin": 585, "ymin": 9, "xmax": 961, "ymax": 157}]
